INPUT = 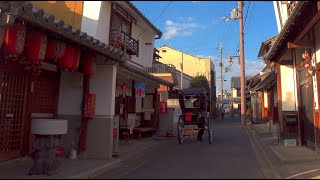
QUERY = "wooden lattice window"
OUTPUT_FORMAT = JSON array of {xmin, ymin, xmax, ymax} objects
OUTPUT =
[
  {"xmin": 31, "ymin": 70, "xmax": 60, "ymax": 114},
  {"xmin": 0, "ymin": 65, "xmax": 29, "ymax": 160}
]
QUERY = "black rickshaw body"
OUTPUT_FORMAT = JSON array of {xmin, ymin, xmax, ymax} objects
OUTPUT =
[{"xmin": 178, "ymin": 88, "xmax": 208, "ymax": 125}]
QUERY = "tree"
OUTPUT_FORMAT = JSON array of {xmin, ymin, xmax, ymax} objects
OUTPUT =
[{"xmin": 189, "ymin": 75, "xmax": 210, "ymax": 92}]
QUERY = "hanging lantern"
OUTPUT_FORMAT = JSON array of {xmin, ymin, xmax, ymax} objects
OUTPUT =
[
  {"xmin": 58, "ymin": 44, "xmax": 74, "ymax": 70},
  {"xmin": 302, "ymin": 51, "xmax": 309, "ymax": 60},
  {"xmin": 305, "ymin": 63, "xmax": 310, "ymax": 69},
  {"xmin": 25, "ymin": 31, "xmax": 47, "ymax": 62},
  {"xmin": 83, "ymin": 52, "xmax": 95, "ymax": 75},
  {"xmin": 3, "ymin": 22, "xmax": 27, "ymax": 58},
  {"xmin": 45, "ymin": 39, "xmax": 66, "ymax": 62},
  {"xmin": 72, "ymin": 47, "xmax": 80, "ymax": 71}
]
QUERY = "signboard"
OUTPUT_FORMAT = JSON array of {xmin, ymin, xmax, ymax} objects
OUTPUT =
[
  {"xmin": 134, "ymin": 82, "xmax": 145, "ymax": 98},
  {"xmin": 160, "ymin": 101, "xmax": 168, "ymax": 113},
  {"xmin": 160, "ymin": 91, "xmax": 168, "ymax": 101}
]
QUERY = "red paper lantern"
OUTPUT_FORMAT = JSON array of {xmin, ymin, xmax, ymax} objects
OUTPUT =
[
  {"xmin": 83, "ymin": 52, "xmax": 95, "ymax": 75},
  {"xmin": 302, "ymin": 51, "xmax": 309, "ymax": 60},
  {"xmin": 72, "ymin": 47, "xmax": 80, "ymax": 71},
  {"xmin": 305, "ymin": 63, "xmax": 310, "ymax": 69},
  {"xmin": 58, "ymin": 44, "xmax": 74, "ymax": 70},
  {"xmin": 3, "ymin": 22, "xmax": 27, "ymax": 57},
  {"xmin": 45, "ymin": 39, "xmax": 66, "ymax": 62},
  {"xmin": 25, "ymin": 31, "xmax": 47, "ymax": 62}
]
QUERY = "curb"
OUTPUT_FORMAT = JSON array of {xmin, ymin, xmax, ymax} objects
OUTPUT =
[
  {"xmin": 246, "ymin": 126, "xmax": 282, "ymax": 179},
  {"xmin": 270, "ymin": 146, "xmax": 320, "ymax": 165},
  {"xmin": 67, "ymin": 159, "xmax": 121, "ymax": 179}
]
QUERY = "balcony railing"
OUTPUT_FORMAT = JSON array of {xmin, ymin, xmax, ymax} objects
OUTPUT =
[
  {"xmin": 121, "ymin": 31, "xmax": 139, "ymax": 56},
  {"xmin": 109, "ymin": 29, "xmax": 139, "ymax": 57},
  {"xmin": 287, "ymin": 1, "xmax": 298, "ymax": 17}
]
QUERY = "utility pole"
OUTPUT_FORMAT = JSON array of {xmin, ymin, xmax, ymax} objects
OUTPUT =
[
  {"xmin": 239, "ymin": 1, "xmax": 246, "ymax": 126},
  {"xmin": 219, "ymin": 42, "xmax": 223, "ymax": 110},
  {"xmin": 181, "ymin": 52, "xmax": 184, "ymax": 90}
]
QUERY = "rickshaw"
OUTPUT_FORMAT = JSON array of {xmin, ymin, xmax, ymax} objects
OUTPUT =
[{"xmin": 177, "ymin": 88, "xmax": 213, "ymax": 144}]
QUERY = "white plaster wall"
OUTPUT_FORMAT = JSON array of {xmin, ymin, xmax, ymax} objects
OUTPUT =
[
  {"xmin": 81, "ymin": 1, "xmax": 111, "ymax": 44},
  {"xmin": 314, "ymin": 21, "xmax": 320, "ymax": 110},
  {"xmin": 58, "ymin": 72, "xmax": 83, "ymax": 115},
  {"xmin": 131, "ymin": 24, "xmax": 156, "ymax": 68},
  {"xmin": 90, "ymin": 65, "xmax": 117, "ymax": 115},
  {"xmin": 280, "ymin": 65, "xmax": 297, "ymax": 111},
  {"xmin": 81, "ymin": 1, "xmax": 102, "ymax": 38},
  {"xmin": 264, "ymin": 91, "xmax": 268, "ymax": 108},
  {"xmin": 232, "ymin": 88, "xmax": 237, "ymax": 98},
  {"xmin": 96, "ymin": 2, "xmax": 112, "ymax": 44},
  {"xmin": 273, "ymin": 1, "xmax": 288, "ymax": 32}
]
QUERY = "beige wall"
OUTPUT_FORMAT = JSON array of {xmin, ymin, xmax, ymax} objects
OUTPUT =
[
  {"xmin": 31, "ymin": 1, "xmax": 84, "ymax": 29},
  {"xmin": 158, "ymin": 46, "xmax": 214, "ymax": 90},
  {"xmin": 158, "ymin": 46, "xmax": 210, "ymax": 78},
  {"xmin": 280, "ymin": 65, "xmax": 297, "ymax": 111}
]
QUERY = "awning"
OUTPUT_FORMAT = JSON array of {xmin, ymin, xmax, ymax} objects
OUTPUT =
[
  {"xmin": 254, "ymin": 71, "xmax": 276, "ymax": 91},
  {"xmin": 265, "ymin": 1, "xmax": 317, "ymax": 62}
]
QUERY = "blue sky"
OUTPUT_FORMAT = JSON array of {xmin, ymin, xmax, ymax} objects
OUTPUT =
[{"xmin": 132, "ymin": 1, "xmax": 278, "ymax": 92}]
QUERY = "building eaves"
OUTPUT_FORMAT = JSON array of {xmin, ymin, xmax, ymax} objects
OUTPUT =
[
  {"xmin": 124, "ymin": 1, "xmax": 162, "ymax": 38},
  {"xmin": 1, "ymin": 1, "xmax": 127, "ymax": 63},
  {"xmin": 257, "ymin": 35, "xmax": 278, "ymax": 59},
  {"xmin": 1, "ymin": 1, "xmax": 174, "ymax": 88},
  {"xmin": 265, "ymin": 1, "xmax": 316, "ymax": 62}
]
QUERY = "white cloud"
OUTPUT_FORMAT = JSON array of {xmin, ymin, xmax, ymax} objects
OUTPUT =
[
  {"xmin": 217, "ymin": 60, "xmax": 264, "ymax": 92},
  {"xmin": 163, "ymin": 17, "xmax": 203, "ymax": 40}
]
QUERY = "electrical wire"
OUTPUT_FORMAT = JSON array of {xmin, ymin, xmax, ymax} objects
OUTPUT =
[
  {"xmin": 222, "ymin": 1, "xmax": 251, "ymax": 81},
  {"xmin": 135, "ymin": 1, "xmax": 172, "ymax": 39}
]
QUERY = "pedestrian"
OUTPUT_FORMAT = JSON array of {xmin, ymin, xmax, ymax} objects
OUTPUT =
[{"xmin": 221, "ymin": 106, "xmax": 225, "ymax": 119}]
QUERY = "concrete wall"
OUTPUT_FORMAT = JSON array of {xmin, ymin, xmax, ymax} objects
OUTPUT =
[
  {"xmin": 167, "ymin": 99, "xmax": 181, "ymax": 137},
  {"xmin": 57, "ymin": 71, "xmax": 83, "ymax": 157},
  {"xmin": 84, "ymin": 64, "xmax": 117, "ymax": 159},
  {"xmin": 280, "ymin": 65, "xmax": 297, "ymax": 111},
  {"xmin": 158, "ymin": 108, "xmax": 175, "ymax": 136}
]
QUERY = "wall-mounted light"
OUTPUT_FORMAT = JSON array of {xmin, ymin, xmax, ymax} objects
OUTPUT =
[
  {"xmin": 0, "ymin": 12, "xmax": 16, "ymax": 27},
  {"xmin": 0, "ymin": 6, "xmax": 19, "ymax": 27}
]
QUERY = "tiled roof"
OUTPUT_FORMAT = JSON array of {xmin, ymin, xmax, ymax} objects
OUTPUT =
[
  {"xmin": 124, "ymin": 1, "xmax": 162, "ymax": 37},
  {"xmin": 0, "ymin": 1, "xmax": 174, "ymax": 87}
]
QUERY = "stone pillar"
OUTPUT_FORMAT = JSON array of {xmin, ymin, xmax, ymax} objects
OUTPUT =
[{"xmin": 85, "ymin": 64, "xmax": 117, "ymax": 159}]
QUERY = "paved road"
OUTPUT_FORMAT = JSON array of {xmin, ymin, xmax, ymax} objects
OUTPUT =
[{"xmin": 96, "ymin": 116, "xmax": 265, "ymax": 179}]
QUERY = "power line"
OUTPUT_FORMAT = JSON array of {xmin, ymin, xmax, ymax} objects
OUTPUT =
[
  {"xmin": 222, "ymin": 1, "xmax": 250, "ymax": 81},
  {"xmin": 135, "ymin": 1, "xmax": 172, "ymax": 39}
]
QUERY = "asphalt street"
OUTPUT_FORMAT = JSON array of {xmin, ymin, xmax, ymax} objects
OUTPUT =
[{"xmin": 95, "ymin": 117, "xmax": 265, "ymax": 179}]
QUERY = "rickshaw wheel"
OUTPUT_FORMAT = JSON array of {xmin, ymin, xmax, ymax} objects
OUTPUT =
[{"xmin": 177, "ymin": 116, "xmax": 184, "ymax": 144}]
